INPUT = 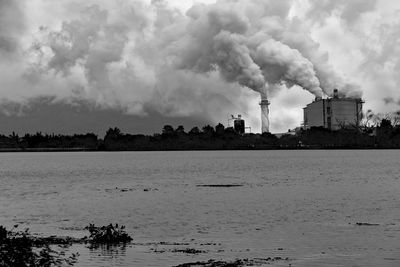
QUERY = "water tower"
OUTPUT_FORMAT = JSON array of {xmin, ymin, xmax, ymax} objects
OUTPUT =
[{"xmin": 233, "ymin": 114, "xmax": 245, "ymax": 134}]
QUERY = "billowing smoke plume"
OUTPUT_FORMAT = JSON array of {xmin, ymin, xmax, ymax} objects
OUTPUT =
[
  {"xmin": 173, "ymin": 1, "xmax": 327, "ymax": 98},
  {"xmin": 1, "ymin": 0, "xmax": 399, "ymax": 132},
  {"xmin": 29, "ymin": 0, "xmax": 359, "ymax": 101}
]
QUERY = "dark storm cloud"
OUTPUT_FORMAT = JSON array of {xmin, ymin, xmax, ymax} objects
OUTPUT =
[{"xmin": 0, "ymin": 97, "xmax": 210, "ymax": 135}]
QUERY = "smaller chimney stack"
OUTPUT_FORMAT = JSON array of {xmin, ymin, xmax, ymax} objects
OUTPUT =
[
  {"xmin": 333, "ymin": 89, "xmax": 339, "ymax": 99},
  {"xmin": 260, "ymin": 98, "xmax": 270, "ymax": 133}
]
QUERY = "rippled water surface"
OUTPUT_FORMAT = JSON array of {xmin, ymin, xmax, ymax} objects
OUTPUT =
[{"xmin": 1, "ymin": 150, "xmax": 400, "ymax": 266}]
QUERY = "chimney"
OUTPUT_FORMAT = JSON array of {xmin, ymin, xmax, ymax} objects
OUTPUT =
[
  {"xmin": 260, "ymin": 98, "xmax": 270, "ymax": 133},
  {"xmin": 333, "ymin": 89, "xmax": 339, "ymax": 99}
]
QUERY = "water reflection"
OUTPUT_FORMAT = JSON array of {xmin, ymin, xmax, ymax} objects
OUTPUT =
[{"xmin": 87, "ymin": 243, "xmax": 128, "ymax": 265}]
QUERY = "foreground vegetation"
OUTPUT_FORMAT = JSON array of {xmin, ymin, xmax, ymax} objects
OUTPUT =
[
  {"xmin": 0, "ymin": 224, "xmax": 133, "ymax": 267},
  {"xmin": 0, "ymin": 118, "xmax": 399, "ymax": 151},
  {"xmin": 1, "ymin": 223, "xmax": 290, "ymax": 267},
  {"xmin": 0, "ymin": 226, "xmax": 78, "ymax": 267}
]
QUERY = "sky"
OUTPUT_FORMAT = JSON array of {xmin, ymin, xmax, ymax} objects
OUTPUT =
[{"xmin": 1, "ymin": 0, "xmax": 400, "ymax": 135}]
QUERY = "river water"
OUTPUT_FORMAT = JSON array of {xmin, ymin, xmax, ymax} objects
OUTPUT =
[{"xmin": 0, "ymin": 150, "xmax": 400, "ymax": 266}]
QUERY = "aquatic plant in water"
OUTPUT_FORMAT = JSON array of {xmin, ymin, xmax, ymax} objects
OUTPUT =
[{"xmin": 84, "ymin": 223, "xmax": 133, "ymax": 243}]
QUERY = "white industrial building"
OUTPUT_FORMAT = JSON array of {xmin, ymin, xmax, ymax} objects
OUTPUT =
[{"xmin": 303, "ymin": 89, "xmax": 363, "ymax": 130}]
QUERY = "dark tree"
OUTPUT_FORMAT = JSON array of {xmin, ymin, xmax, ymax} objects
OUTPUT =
[
  {"xmin": 215, "ymin": 123, "xmax": 225, "ymax": 135},
  {"xmin": 380, "ymin": 119, "xmax": 392, "ymax": 128},
  {"xmin": 105, "ymin": 127, "xmax": 122, "ymax": 138},
  {"xmin": 202, "ymin": 125, "xmax": 215, "ymax": 134},
  {"xmin": 162, "ymin": 125, "xmax": 174, "ymax": 135},
  {"xmin": 189, "ymin": 127, "xmax": 200, "ymax": 135},
  {"xmin": 175, "ymin": 125, "xmax": 185, "ymax": 133}
]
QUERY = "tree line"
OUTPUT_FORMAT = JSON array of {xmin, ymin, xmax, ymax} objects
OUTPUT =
[{"xmin": 0, "ymin": 118, "xmax": 399, "ymax": 151}]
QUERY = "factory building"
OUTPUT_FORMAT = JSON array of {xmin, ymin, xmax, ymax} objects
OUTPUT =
[{"xmin": 303, "ymin": 89, "xmax": 363, "ymax": 130}]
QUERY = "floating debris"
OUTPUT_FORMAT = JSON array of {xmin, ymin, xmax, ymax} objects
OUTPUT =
[
  {"xmin": 151, "ymin": 248, "xmax": 207, "ymax": 254},
  {"xmin": 173, "ymin": 257, "xmax": 290, "ymax": 267},
  {"xmin": 171, "ymin": 248, "xmax": 207, "ymax": 254},
  {"xmin": 134, "ymin": 241, "xmax": 190, "ymax": 246},
  {"xmin": 200, "ymin": 242, "xmax": 220, "ymax": 246},
  {"xmin": 196, "ymin": 184, "xmax": 244, "ymax": 188},
  {"xmin": 105, "ymin": 187, "xmax": 135, "ymax": 193},
  {"xmin": 355, "ymin": 222, "xmax": 380, "ymax": 226},
  {"xmin": 105, "ymin": 187, "xmax": 159, "ymax": 193},
  {"xmin": 120, "ymin": 188, "xmax": 134, "ymax": 192}
]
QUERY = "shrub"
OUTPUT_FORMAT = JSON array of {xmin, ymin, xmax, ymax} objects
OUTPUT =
[
  {"xmin": 84, "ymin": 224, "xmax": 132, "ymax": 243},
  {"xmin": 0, "ymin": 225, "xmax": 78, "ymax": 267}
]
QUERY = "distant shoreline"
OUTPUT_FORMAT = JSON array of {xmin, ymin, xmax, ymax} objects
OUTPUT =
[
  {"xmin": 0, "ymin": 120, "xmax": 399, "ymax": 151},
  {"xmin": 0, "ymin": 147, "xmax": 399, "ymax": 152},
  {"xmin": 0, "ymin": 148, "xmax": 93, "ymax": 152}
]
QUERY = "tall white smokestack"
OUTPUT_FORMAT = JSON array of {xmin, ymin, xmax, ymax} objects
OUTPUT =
[
  {"xmin": 260, "ymin": 89, "xmax": 270, "ymax": 133},
  {"xmin": 260, "ymin": 98, "xmax": 270, "ymax": 133}
]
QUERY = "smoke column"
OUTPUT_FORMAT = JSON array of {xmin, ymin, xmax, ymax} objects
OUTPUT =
[{"xmin": 173, "ymin": 0, "xmax": 362, "ymax": 132}]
